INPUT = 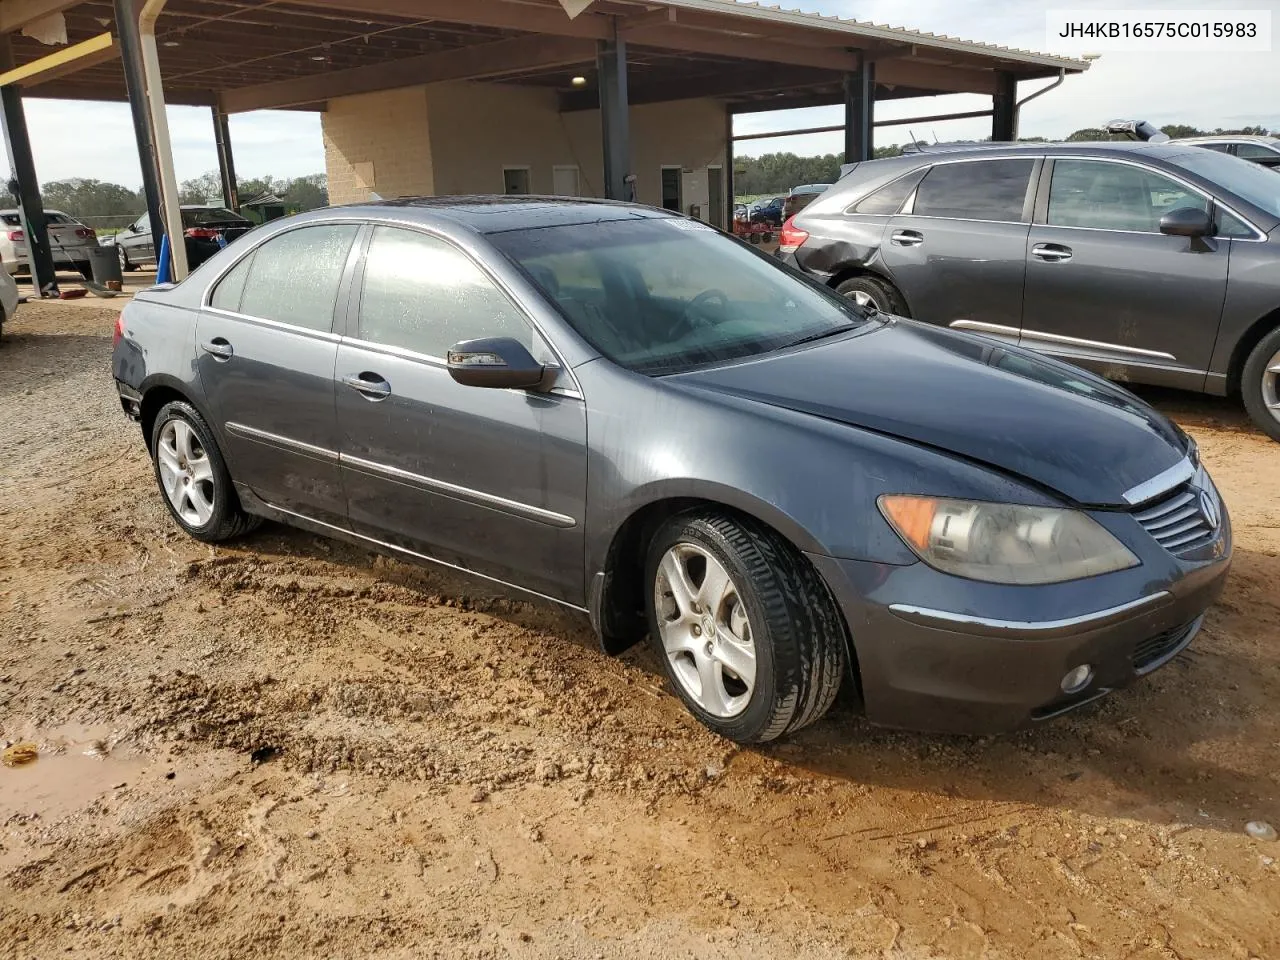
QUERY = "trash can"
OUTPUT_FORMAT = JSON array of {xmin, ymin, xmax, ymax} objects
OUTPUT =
[{"xmin": 88, "ymin": 245, "xmax": 123, "ymax": 288}]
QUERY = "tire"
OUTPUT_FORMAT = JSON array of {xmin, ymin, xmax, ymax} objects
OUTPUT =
[
  {"xmin": 118, "ymin": 245, "xmax": 135, "ymax": 273},
  {"xmin": 645, "ymin": 511, "xmax": 848, "ymax": 744},
  {"xmin": 1241, "ymin": 326, "xmax": 1280, "ymax": 443},
  {"xmin": 149, "ymin": 400, "xmax": 261, "ymax": 542},
  {"xmin": 834, "ymin": 274, "xmax": 910, "ymax": 317}
]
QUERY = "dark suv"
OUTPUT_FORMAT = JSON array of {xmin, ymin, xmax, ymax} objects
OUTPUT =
[{"xmin": 780, "ymin": 143, "xmax": 1280, "ymax": 440}]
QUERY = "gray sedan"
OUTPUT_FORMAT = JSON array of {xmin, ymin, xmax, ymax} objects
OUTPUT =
[{"xmin": 112, "ymin": 198, "xmax": 1231, "ymax": 742}]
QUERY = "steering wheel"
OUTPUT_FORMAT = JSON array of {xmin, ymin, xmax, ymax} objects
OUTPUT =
[{"xmin": 661, "ymin": 289, "xmax": 731, "ymax": 342}]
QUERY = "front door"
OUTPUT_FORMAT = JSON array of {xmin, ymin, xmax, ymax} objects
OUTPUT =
[
  {"xmin": 195, "ymin": 221, "xmax": 360, "ymax": 525},
  {"xmin": 880, "ymin": 157, "xmax": 1037, "ymax": 337},
  {"xmin": 1021, "ymin": 158, "xmax": 1231, "ymax": 390},
  {"xmin": 335, "ymin": 224, "xmax": 587, "ymax": 604}
]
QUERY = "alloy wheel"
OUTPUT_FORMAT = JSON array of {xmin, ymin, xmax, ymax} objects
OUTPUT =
[
  {"xmin": 117, "ymin": 245, "xmax": 128, "ymax": 272},
  {"xmin": 156, "ymin": 418, "xmax": 215, "ymax": 526},
  {"xmin": 1262, "ymin": 348, "xmax": 1280, "ymax": 427},
  {"xmin": 653, "ymin": 543, "xmax": 757, "ymax": 718},
  {"xmin": 851, "ymin": 290, "xmax": 879, "ymax": 310}
]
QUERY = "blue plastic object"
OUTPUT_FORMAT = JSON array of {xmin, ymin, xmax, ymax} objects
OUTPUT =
[{"xmin": 156, "ymin": 234, "xmax": 172, "ymax": 284}]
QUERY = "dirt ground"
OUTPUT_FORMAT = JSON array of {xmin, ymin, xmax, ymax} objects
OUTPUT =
[{"xmin": 1, "ymin": 300, "xmax": 1277, "ymax": 960}]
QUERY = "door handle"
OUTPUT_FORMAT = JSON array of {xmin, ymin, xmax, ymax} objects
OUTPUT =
[
  {"xmin": 342, "ymin": 372, "xmax": 392, "ymax": 401},
  {"xmin": 890, "ymin": 229, "xmax": 925, "ymax": 246},
  {"xmin": 200, "ymin": 338, "xmax": 234, "ymax": 361},
  {"xmin": 1031, "ymin": 242, "xmax": 1073, "ymax": 262}
]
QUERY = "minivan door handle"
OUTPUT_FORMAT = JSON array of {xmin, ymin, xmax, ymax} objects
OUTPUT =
[
  {"xmin": 342, "ymin": 372, "xmax": 392, "ymax": 401},
  {"xmin": 890, "ymin": 229, "xmax": 924, "ymax": 246},
  {"xmin": 1031, "ymin": 242, "xmax": 1073, "ymax": 262},
  {"xmin": 200, "ymin": 337, "xmax": 234, "ymax": 361}
]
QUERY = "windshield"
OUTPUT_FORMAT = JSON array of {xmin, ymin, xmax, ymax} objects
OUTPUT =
[
  {"xmin": 182, "ymin": 208, "xmax": 243, "ymax": 226},
  {"xmin": 1168, "ymin": 149, "xmax": 1280, "ymax": 219},
  {"xmin": 489, "ymin": 216, "xmax": 869, "ymax": 374}
]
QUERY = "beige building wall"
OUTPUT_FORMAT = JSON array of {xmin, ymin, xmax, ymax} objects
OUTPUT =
[
  {"xmin": 322, "ymin": 80, "xmax": 728, "ymax": 222},
  {"xmin": 322, "ymin": 85, "xmax": 434, "ymax": 206}
]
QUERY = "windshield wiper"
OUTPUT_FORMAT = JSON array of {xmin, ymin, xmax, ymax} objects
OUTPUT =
[{"xmin": 783, "ymin": 323, "xmax": 860, "ymax": 350}]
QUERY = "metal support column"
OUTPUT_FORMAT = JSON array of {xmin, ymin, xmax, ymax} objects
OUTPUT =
[
  {"xmin": 0, "ymin": 38, "xmax": 57, "ymax": 296},
  {"xmin": 596, "ymin": 23, "xmax": 630, "ymax": 201},
  {"xmin": 114, "ymin": 0, "xmax": 165, "ymax": 249},
  {"xmin": 843, "ymin": 58, "xmax": 875, "ymax": 164},
  {"xmin": 992, "ymin": 71, "xmax": 1017, "ymax": 141},
  {"xmin": 724, "ymin": 109, "xmax": 735, "ymax": 229},
  {"xmin": 212, "ymin": 106, "xmax": 239, "ymax": 211}
]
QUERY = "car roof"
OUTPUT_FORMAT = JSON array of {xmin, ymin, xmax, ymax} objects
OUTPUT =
[
  {"xmin": 345, "ymin": 195, "xmax": 678, "ymax": 233},
  {"xmin": 1172, "ymin": 134, "xmax": 1279, "ymax": 144}
]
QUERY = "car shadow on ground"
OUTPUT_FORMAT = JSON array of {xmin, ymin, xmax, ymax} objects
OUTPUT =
[{"xmin": 229, "ymin": 513, "xmax": 1277, "ymax": 837}]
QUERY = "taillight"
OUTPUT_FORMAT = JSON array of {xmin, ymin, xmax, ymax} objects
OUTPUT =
[
  {"xmin": 7, "ymin": 230, "xmax": 23, "ymax": 242},
  {"xmin": 184, "ymin": 227, "xmax": 220, "ymax": 240},
  {"xmin": 112, "ymin": 314, "xmax": 125, "ymax": 348},
  {"xmin": 778, "ymin": 216, "xmax": 809, "ymax": 254}
]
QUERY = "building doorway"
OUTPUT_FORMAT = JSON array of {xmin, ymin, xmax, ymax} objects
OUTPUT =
[{"xmin": 660, "ymin": 166, "xmax": 682, "ymax": 212}]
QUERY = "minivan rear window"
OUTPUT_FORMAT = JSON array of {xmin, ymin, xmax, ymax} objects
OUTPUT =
[{"xmin": 912, "ymin": 159, "xmax": 1035, "ymax": 222}]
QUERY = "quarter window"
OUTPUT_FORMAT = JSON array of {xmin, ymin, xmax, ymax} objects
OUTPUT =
[
  {"xmin": 210, "ymin": 252, "xmax": 253, "ymax": 312},
  {"xmin": 357, "ymin": 226, "xmax": 532, "ymax": 358},
  {"xmin": 1047, "ymin": 160, "xmax": 1208, "ymax": 233},
  {"xmin": 848, "ymin": 168, "xmax": 927, "ymax": 215},
  {"xmin": 911, "ymin": 159, "xmax": 1035, "ymax": 222},
  {"xmin": 237, "ymin": 223, "xmax": 359, "ymax": 332}
]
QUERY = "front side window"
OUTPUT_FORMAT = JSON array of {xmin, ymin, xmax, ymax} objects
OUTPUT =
[
  {"xmin": 490, "ymin": 216, "xmax": 871, "ymax": 375},
  {"xmin": 238, "ymin": 223, "xmax": 359, "ymax": 332},
  {"xmin": 911, "ymin": 159, "xmax": 1035, "ymax": 222},
  {"xmin": 1234, "ymin": 142, "xmax": 1280, "ymax": 166},
  {"xmin": 1048, "ymin": 160, "xmax": 1208, "ymax": 233},
  {"xmin": 1198, "ymin": 142, "xmax": 1235, "ymax": 154},
  {"xmin": 357, "ymin": 226, "xmax": 532, "ymax": 358}
]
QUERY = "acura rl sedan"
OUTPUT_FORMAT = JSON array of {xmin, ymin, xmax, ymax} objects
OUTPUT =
[{"xmin": 112, "ymin": 198, "xmax": 1231, "ymax": 743}]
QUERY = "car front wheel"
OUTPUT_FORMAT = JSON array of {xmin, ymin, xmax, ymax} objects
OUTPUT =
[
  {"xmin": 118, "ymin": 245, "xmax": 134, "ymax": 273},
  {"xmin": 646, "ymin": 511, "xmax": 848, "ymax": 743},
  {"xmin": 150, "ymin": 400, "xmax": 260, "ymax": 542},
  {"xmin": 1242, "ymin": 327, "xmax": 1280, "ymax": 443}
]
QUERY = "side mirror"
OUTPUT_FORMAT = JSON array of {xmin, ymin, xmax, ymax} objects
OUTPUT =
[
  {"xmin": 1159, "ymin": 207, "xmax": 1213, "ymax": 238},
  {"xmin": 129, "ymin": 224, "xmax": 141, "ymax": 234},
  {"xmin": 447, "ymin": 336, "xmax": 546, "ymax": 390}
]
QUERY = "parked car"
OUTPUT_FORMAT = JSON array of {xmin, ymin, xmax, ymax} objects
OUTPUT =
[
  {"xmin": 0, "ymin": 209, "xmax": 98, "ymax": 278},
  {"xmin": 780, "ymin": 142, "xmax": 1280, "ymax": 441},
  {"xmin": 113, "ymin": 197, "xmax": 1231, "ymax": 743},
  {"xmin": 0, "ymin": 269, "xmax": 18, "ymax": 334},
  {"xmin": 748, "ymin": 196, "xmax": 785, "ymax": 227},
  {"xmin": 115, "ymin": 205, "xmax": 254, "ymax": 272},
  {"xmin": 1171, "ymin": 135, "xmax": 1280, "ymax": 170},
  {"xmin": 783, "ymin": 183, "xmax": 832, "ymax": 219}
]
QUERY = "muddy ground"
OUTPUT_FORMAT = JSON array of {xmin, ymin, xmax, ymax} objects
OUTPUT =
[{"xmin": 1, "ymin": 301, "xmax": 1277, "ymax": 960}]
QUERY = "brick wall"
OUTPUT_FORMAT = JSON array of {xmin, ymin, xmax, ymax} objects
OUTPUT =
[{"xmin": 322, "ymin": 86, "xmax": 434, "ymax": 205}]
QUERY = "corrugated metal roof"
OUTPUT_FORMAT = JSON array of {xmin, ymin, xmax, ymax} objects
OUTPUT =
[{"xmin": 659, "ymin": 0, "xmax": 1090, "ymax": 72}]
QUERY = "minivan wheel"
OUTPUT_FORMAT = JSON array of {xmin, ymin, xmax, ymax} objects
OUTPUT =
[
  {"xmin": 150, "ymin": 400, "xmax": 261, "ymax": 542},
  {"xmin": 645, "ymin": 512, "xmax": 848, "ymax": 744},
  {"xmin": 834, "ymin": 275, "xmax": 909, "ymax": 317},
  {"xmin": 1242, "ymin": 328, "xmax": 1280, "ymax": 442}
]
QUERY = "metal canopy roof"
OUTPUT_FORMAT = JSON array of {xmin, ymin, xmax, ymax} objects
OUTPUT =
[{"xmin": 6, "ymin": 0, "xmax": 1088, "ymax": 113}]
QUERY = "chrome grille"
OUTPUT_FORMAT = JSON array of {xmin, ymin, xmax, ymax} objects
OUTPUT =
[{"xmin": 1133, "ymin": 482, "xmax": 1217, "ymax": 553}]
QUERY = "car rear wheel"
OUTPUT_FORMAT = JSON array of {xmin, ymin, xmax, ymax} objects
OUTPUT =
[
  {"xmin": 150, "ymin": 400, "xmax": 261, "ymax": 542},
  {"xmin": 1241, "ymin": 327, "xmax": 1280, "ymax": 442},
  {"xmin": 834, "ymin": 275, "xmax": 909, "ymax": 317},
  {"xmin": 645, "ymin": 511, "xmax": 848, "ymax": 743},
  {"xmin": 118, "ymin": 245, "xmax": 134, "ymax": 273}
]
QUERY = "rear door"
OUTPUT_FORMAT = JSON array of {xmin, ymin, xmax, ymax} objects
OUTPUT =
[
  {"xmin": 880, "ymin": 156, "xmax": 1038, "ymax": 336},
  {"xmin": 195, "ymin": 221, "xmax": 361, "ymax": 526},
  {"xmin": 1021, "ymin": 158, "xmax": 1231, "ymax": 390},
  {"xmin": 335, "ymin": 224, "xmax": 587, "ymax": 604}
]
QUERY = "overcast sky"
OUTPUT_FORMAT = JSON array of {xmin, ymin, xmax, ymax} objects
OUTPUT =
[{"xmin": 15, "ymin": 0, "xmax": 1280, "ymax": 186}]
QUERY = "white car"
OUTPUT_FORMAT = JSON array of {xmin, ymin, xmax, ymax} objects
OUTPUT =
[
  {"xmin": 0, "ymin": 269, "xmax": 18, "ymax": 333},
  {"xmin": 0, "ymin": 209, "xmax": 99, "ymax": 278}
]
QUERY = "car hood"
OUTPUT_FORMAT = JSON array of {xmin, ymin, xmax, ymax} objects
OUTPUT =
[{"xmin": 672, "ymin": 319, "xmax": 1187, "ymax": 507}]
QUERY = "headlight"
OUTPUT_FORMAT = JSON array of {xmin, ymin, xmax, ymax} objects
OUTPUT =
[{"xmin": 878, "ymin": 495, "xmax": 1139, "ymax": 585}]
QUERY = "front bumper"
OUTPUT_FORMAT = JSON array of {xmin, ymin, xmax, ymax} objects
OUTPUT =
[{"xmin": 808, "ymin": 508, "xmax": 1232, "ymax": 735}]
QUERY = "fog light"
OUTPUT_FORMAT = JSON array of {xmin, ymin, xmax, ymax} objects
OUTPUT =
[{"xmin": 1060, "ymin": 664, "xmax": 1094, "ymax": 695}]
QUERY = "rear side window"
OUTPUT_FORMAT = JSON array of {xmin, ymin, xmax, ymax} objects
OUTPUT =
[
  {"xmin": 357, "ymin": 225, "xmax": 532, "ymax": 358},
  {"xmin": 912, "ymin": 159, "xmax": 1035, "ymax": 222},
  {"xmin": 848, "ymin": 168, "xmax": 927, "ymax": 215},
  {"xmin": 210, "ymin": 253, "xmax": 254, "ymax": 312},
  {"xmin": 1199, "ymin": 142, "xmax": 1235, "ymax": 153},
  {"xmin": 238, "ymin": 223, "xmax": 359, "ymax": 332}
]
